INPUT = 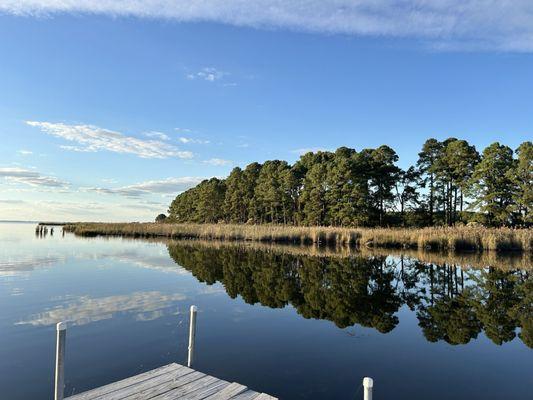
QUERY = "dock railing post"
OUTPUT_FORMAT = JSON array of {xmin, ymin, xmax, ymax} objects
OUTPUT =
[
  {"xmin": 363, "ymin": 377, "xmax": 373, "ymax": 400},
  {"xmin": 187, "ymin": 305, "xmax": 197, "ymax": 368},
  {"xmin": 55, "ymin": 322, "xmax": 67, "ymax": 400}
]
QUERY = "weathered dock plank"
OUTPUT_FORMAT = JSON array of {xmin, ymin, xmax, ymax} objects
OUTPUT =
[
  {"xmin": 65, "ymin": 364, "xmax": 277, "ymax": 400},
  {"xmin": 203, "ymin": 382, "xmax": 248, "ymax": 400},
  {"xmin": 67, "ymin": 364, "xmax": 183, "ymax": 400}
]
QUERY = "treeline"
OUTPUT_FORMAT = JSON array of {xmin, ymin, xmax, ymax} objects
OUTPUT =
[{"xmin": 168, "ymin": 139, "xmax": 532, "ymax": 227}]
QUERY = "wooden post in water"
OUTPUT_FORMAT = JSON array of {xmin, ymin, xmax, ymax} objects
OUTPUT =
[
  {"xmin": 363, "ymin": 377, "xmax": 373, "ymax": 400},
  {"xmin": 55, "ymin": 322, "xmax": 67, "ymax": 400},
  {"xmin": 187, "ymin": 305, "xmax": 197, "ymax": 367}
]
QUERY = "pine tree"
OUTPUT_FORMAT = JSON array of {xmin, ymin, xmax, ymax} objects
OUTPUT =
[
  {"xmin": 368, "ymin": 145, "xmax": 400, "ymax": 226},
  {"xmin": 444, "ymin": 139, "xmax": 480, "ymax": 223},
  {"xmin": 511, "ymin": 141, "xmax": 532, "ymax": 225},
  {"xmin": 196, "ymin": 178, "xmax": 226, "ymax": 223},
  {"xmin": 417, "ymin": 139, "xmax": 444, "ymax": 225},
  {"xmin": 223, "ymin": 167, "xmax": 247, "ymax": 223},
  {"xmin": 470, "ymin": 143, "xmax": 517, "ymax": 226}
]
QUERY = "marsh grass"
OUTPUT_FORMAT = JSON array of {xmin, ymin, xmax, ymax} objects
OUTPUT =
[{"xmin": 63, "ymin": 222, "xmax": 532, "ymax": 252}]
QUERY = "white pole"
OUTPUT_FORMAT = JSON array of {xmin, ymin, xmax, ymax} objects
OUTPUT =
[
  {"xmin": 363, "ymin": 377, "xmax": 373, "ymax": 400},
  {"xmin": 187, "ymin": 306, "xmax": 197, "ymax": 367},
  {"xmin": 55, "ymin": 322, "xmax": 67, "ymax": 400}
]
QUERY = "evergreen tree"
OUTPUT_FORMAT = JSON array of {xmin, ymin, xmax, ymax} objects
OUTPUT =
[
  {"xmin": 196, "ymin": 178, "xmax": 226, "ymax": 223},
  {"xmin": 470, "ymin": 143, "xmax": 517, "ymax": 226},
  {"xmin": 298, "ymin": 151, "xmax": 334, "ymax": 225},
  {"xmin": 394, "ymin": 166, "xmax": 420, "ymax": 226},
  {"xmin": 512, "ymin": 141, "xmax": 532, "ymax": 225},
  {"xmin": 255, "ymin": 160, "xmax": 291, "ymax": 223},
  {"xmin": 444, "ymin": 139, "xmax": 480, "ymax": 222},
  {"xmin": 417, "ymin": 139, "xmax": 444, "ymax": 225},
  {"xmin": 368, "ymin": 145, "xmax": 400, "ymax": 226},
  {"xmin": 324, "ymin": 147, "xmax": 370, "ymax": 226},
  {"xmin": 223, "ymin": 167, "xmax": 247, "ymax": 223},
  {"xmin": 242, "ymin": 162, "xmax": 262, "ymax": 223}
]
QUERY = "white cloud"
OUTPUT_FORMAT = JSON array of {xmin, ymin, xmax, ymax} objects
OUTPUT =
[
  {"xmin": 0, "ymin": 199, "xmax": 25, "ymax": 204},
  {"xmin": 144, "ymin": 131, "xmax": 170, "ymax": 141},
  {"xmin": 178, "ymin": 137, "xmax": 210, "ymax": 144},
  {"xmin": 0, "ymin": 167, "xmax": 69, "ymax": 188},
  {"xmin": 203, "ymin": 158, "xmax": 232, "ymax": 166},
  {"xmin": 187, "ymin": 67, "xmax": 226, "ymax": 82},
  {"xmin": 84, "ymin": 176, "xmax": 204, "ymax": 197},
  {"xmin": 26, "ymin": 121, "xmax": 193, "ymax": 159},
  {"xmin": 1, "ymin": 1, "xmax": 533, "ymax": 51},
  {"xmin": 17, "ymin": 150, "xmax": 33, "ymax": 155},
  {"xmin": 175, "ymin": 127, "xmax": 192, "ymax": 133}
]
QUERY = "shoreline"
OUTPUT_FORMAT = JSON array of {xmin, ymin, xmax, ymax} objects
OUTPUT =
[{"xmin": 63, "ymin": 222, "xmax": 532, "ymax": 252}]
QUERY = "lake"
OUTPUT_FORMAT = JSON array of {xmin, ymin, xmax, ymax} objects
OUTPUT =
[{"xmin": 0, "ymin": 222, "xmax": 531, "ymax": 399}]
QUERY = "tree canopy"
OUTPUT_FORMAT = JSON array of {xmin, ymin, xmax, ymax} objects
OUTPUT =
[{"xmin": 168, "ymin": 139, "xmax": 531, "ymax": 227}]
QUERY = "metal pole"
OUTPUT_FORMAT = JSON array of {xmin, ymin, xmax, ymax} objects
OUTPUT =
[
  {"xmin": 363, "ymin": 377, "xmax": 373, "ymax": 400},
  {"xmin": 187, "ymin": 305, "xmax": 197, "ymax": 367},
  {"xmin": 55, "ymin": 322, "xmax": 67, "ymax": 400}
]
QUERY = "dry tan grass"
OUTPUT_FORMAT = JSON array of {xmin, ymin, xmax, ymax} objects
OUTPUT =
[{"xmin": 63, "ymin": 222, "xmax": 532, "ymax": 252}]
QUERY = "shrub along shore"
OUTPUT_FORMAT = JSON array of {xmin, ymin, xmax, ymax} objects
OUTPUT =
[{"xmin": 63, "ymin": 223, "xmax": 532, "ymax": 252}]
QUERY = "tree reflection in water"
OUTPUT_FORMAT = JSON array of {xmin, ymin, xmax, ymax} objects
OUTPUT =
[{"xmin": 167, "ymin": 242, "xmax": 532, "ymax": 348}]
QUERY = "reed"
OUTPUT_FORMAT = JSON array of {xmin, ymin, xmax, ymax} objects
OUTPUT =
[{"xmin": 63, "ymin": 222, "xmax": 532, "ymax": 252}]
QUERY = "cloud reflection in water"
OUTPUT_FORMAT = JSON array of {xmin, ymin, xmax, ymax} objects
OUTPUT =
[{"xmin": 17, "ymin": 291, "xmax": 186, "ymax": 327}]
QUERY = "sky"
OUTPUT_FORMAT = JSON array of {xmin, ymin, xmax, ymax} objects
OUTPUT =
[{"xmin": 1, "ymin": 1, "xmax": 532, "ymax": 222}]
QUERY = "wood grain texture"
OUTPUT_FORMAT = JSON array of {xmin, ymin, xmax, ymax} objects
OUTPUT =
[{"xmin": 65, "ymin": 364, "xmax": 277, "ymax": 400}]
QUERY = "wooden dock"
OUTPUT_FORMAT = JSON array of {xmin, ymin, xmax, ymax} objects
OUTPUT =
[{"xmin": 65, "ymin": 363, "xmax": 277, "ymax": 400}]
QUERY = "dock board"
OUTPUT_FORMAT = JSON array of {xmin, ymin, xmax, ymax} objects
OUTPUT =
[{"xmin": 65, "ymin": 363, "xmax": 277, "ymax": 400}]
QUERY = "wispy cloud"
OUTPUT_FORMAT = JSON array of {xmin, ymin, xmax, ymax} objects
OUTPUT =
[
  {"xmin": 84, "ymin": 177, "xmax": 204, "ymax": 197},
  {"xmin": 26, "ymin": 121, "xmax": 193, "ymax": 159},
  {"xmin": 2, "ymin": 1, "xmax": 533, "ymax": 51},
  {"xmin": 187, "ymin": 67, "xmax": 226, "ymax": 82},
  {"xmin": 0, "ymin": 199, "xmax": 26, "ymax": 204},
  {"xmin": 203, "ymin": 158, "xmax": 232, "ymax": 166},
  {"xmin": 178, "ymin": 137, "xmax": 210, "ymax": 145},
  {"xmin": 17, "ymin": 150, "xmax": 33, "ymax": 155},
  {"xmin": 0, "ymin": 167, "xmax": 69, "ymax": 188},
  {"xmin": 144, "ymin": 131, "xmax": 170, "ymax": 141},
  {"xmin": 175, "ymin": 127, "xmax": 192, "ymax": 133}
]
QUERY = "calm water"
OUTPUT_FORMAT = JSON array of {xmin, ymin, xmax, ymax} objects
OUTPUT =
[{"xmin": 0, "ymin": 223, "xmax": 531, "ymax": 399}]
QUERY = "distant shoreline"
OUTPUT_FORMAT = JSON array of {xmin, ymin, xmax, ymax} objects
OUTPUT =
[
  {"xmin": 0, "ymin": 221, "xmax": 68, "ymax": 225},
  {"xmin": 0, "ymin": 220, "xmax": 40, "ymax": 224},
  {"xmin": 63, "ymin": 222, "xmax": 532, "ymax": 252}
]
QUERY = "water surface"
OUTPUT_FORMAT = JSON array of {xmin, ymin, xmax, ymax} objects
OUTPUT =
[{"xmin": 0, "ymin": 222, "xmax": 531, "ymax": 399}]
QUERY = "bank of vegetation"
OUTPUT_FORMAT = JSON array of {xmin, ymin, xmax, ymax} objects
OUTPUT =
[
  {"xmin": 64, "ymin": 223, "xmax": 532, "ymax": 252},
  {"xmin": 169, "ymin": 138, "xmax": 531, "ymax": 228}
]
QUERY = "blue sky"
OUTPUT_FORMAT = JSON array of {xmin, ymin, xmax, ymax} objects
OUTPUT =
[{"xmin": 1, "ymin": 1, "xmax": 532, "ymax": 221}]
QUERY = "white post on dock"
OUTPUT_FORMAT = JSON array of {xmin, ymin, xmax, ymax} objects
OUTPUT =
[
  {"xmin": 363, "ymin": 377, "xmax": 373, "ymax": 400},
  {"xmin": 187, "ymin": 305, "xmax": 197, "ymax": 367},
  {"xmin": 55, "ymin": 322, "xmax": 67, "ymax": 400}
]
